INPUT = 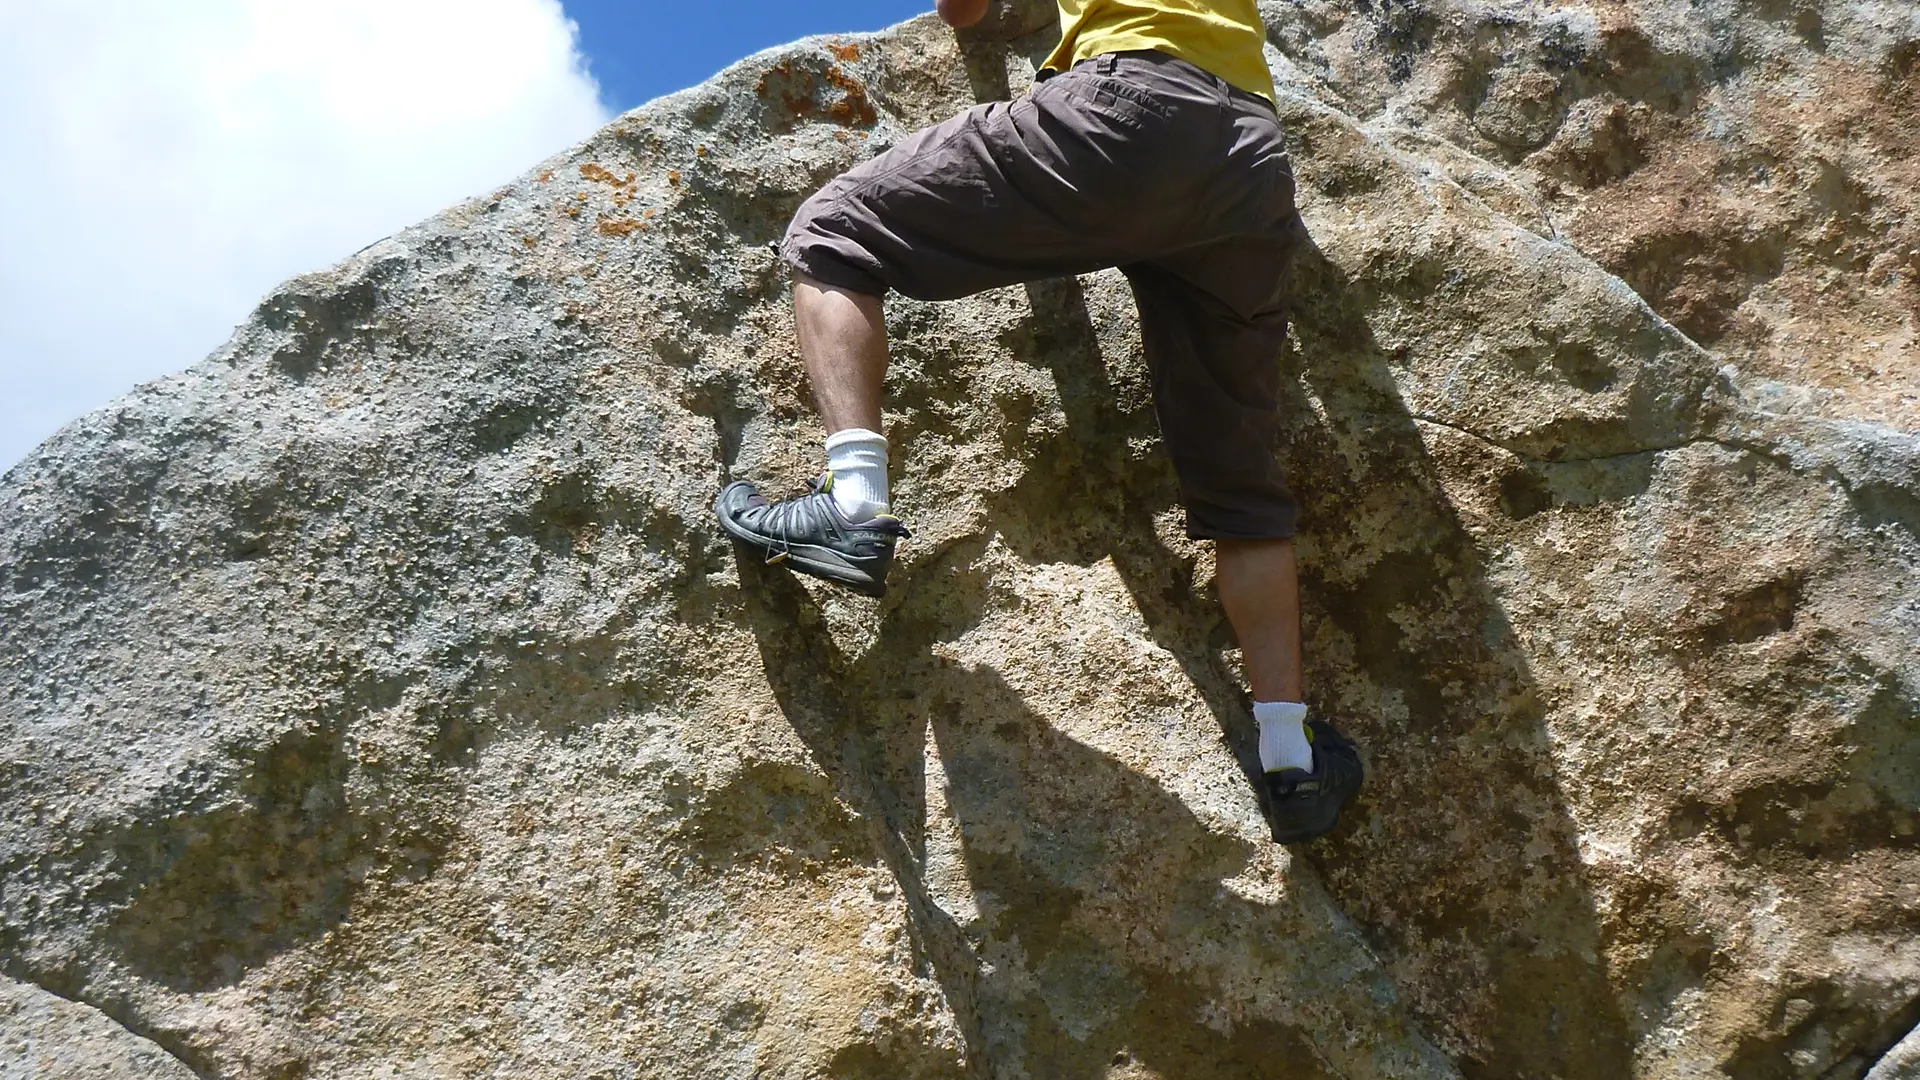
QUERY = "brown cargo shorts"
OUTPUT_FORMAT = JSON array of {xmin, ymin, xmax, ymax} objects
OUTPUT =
[{"xmin": 782, "ymin": 50, "xmax": 1304, "ymax": 539}]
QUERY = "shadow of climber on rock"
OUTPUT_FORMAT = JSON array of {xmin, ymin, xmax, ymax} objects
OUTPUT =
[{"xmin": 729, "ymin": 238, "xmax": 1637, "ymax": 1078}]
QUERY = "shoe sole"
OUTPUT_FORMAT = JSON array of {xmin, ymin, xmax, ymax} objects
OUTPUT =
[
  {"xmin": 1269, "ymin": 793, "xmax": 1353, "ymax": 844},
  {"xmin": 713, "ymin": 490, "xmax": 891, "ymax": 598}
]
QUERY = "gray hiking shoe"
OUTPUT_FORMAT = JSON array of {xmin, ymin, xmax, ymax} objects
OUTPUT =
[
  {"xmin": 713, "ymin": 473, "xmax": 910, "ymax": 598},
  {"xmin": 1265, "ymin": 719, "xmax": 1364, "ymax": 844}
]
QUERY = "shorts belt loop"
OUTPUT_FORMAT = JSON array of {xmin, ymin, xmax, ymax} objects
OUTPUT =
[{"xmin": 1098, "ymin": 53, "xmax": 1118, "ymax": 75}]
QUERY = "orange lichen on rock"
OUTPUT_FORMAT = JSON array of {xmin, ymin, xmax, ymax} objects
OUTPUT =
[
  {"xmin": 597, "ymin": 216, "xmax": 645, "ymax": 237},
  {"xmin": 823, "ymin": 66, "xmax": 877, "ymax": 127},
  {"xmin": 755, "ymin": 55, "xmax": 877, "ymax": 130},
  {"xmin": 828, "ymin": 41, "xmax": 861, "ymax": 62},
  {"xmin": 577, "ymin": 161, "xmax": 644, "ymax": 214},
  {"xmin": 758, "ymin": 60, "xmax": 812, "ymax": 119}
]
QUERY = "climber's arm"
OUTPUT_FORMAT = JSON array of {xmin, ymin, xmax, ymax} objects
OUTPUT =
[{"xmin": 936, "ymin": 0, "xmax": 989, "ymax": 29}]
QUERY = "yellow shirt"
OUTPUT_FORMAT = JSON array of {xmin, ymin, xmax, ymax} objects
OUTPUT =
[{"xmin": 1040, "ymin": 0, "xmax": 1276, "ymax": 102}]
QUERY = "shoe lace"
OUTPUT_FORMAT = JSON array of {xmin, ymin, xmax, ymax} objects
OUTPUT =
[{"xmin": 759, "ymin": 475, "xmax": 831, "ymax": 566}]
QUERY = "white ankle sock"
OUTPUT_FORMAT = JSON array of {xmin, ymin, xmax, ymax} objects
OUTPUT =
[
  {"xmin": 1255, "ymin": 701, "xmax": 1313, "ymax": 773},
  {"xmin": 824, "ymin": 428, "xmax": 890, "ymax": 521}
]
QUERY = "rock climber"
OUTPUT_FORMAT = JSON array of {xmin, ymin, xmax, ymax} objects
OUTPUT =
[{"xmin": 713, "ymin": 0, "xmax": 1363, "ymax": 843}]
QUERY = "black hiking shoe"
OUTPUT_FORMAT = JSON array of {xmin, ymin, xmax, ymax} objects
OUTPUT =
[
  {"xmin": 1265, "ymin": 719, "xmax": 1364, "ymax": 844},
  {"xmin": 714, "ymin": 473, "xmax": 910, "ymax": 598}
]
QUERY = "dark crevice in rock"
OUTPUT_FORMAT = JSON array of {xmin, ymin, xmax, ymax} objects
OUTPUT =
[
  {"xmin": 1858, "ymin": 1010, "xmax": 1920, "ymax": 1080},
  {"xmin": 0, "ymin": 965, "xmax": 215, "ymax": 1080},
  {"xmin": 1700, "ymin": 571, "xmax": 1803, "ymax": 647},
  {"xmin": 1411, "ymin": 410, "xmax": 1920, "ymax": 545},
  {"xmin": 1406, "ymin": 411, "xmax": 1708, "ymax": 462}
]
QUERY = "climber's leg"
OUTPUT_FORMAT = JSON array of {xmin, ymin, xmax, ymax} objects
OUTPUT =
[
  {"xmin": 789, "ymin": 274, "xmax": 895, "ymax": 526},
  {"xmin": 1216, "ymin": 539, "xmax": 1315, "ymax": 783},
  {"xmin": 1215, "ymin": 537, "xmax": 1303, "ymax": 704},
  {"xmin": 710, "ymin": 265, "xmax": 907, "ymax": 598},
  {"xmin": 721, "ymin": 55, "xmax": 1224, "ymax": 596},
  {"xmin": 794, "ymin": 274, "xmax": 888, "ymax": 437},
  {"xmin": 707, "ymin": 271, "xmax": 908, "ymax": 597},
  {"xmin": 710, "ymin": 269, "xmax": 908, "ymax": 601},
  {"xmin": 1123, "ymin": 234, "xmax": 1362, "ymax": 843}
]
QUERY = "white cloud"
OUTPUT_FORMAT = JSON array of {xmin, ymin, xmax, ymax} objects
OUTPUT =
[{"xmin": 0, "ymin": 0, "xmax": 611, "ymax": 471}]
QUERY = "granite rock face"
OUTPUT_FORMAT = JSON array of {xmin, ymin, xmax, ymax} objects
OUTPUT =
[
  {"xmin": 2, "ymin": 2, "xmax": 1916, "ymax": 1078},
  {"xmin": 0, "ymin": 975, "xmax": 196, "ymax": 1080}
]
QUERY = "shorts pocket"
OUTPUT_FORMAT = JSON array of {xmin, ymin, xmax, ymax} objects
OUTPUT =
[{"xmin": 1034, "ymin": 71, "xmax": 1172, "ymax": 131}]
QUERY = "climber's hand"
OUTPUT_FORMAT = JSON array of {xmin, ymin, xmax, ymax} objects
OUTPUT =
[{"xmin": 936, "ymin": 0, "xmax": 989, "ymax": 29}]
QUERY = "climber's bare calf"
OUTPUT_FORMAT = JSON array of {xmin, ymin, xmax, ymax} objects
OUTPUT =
[
  {"xmin": 1217, "ymin": 539, "xmax": 1305, "ymax": 703},
  {"xmin": 714, "ymin": 7, "xmax": 1364, "ymax": 843},
  {"xmin": 795, "ymin": 275, "xmax": 888, "ymax": 435}
]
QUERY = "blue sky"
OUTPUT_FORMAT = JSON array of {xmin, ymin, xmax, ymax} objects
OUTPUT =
[
  {"xmin": 564, "ymin": 1, "xmax": 932, "ymax": 113},
  {"xmin": 0, "ymin": 1, "xmax": 945, "ymax": 472}
]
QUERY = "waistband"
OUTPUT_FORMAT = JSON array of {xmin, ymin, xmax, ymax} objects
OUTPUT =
[{"xmin": 1040, "ymin": 49, "xmax": 1275, "ymax": 112}]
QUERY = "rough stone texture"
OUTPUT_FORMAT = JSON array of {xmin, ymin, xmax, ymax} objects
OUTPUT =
[
  {"xmin": 1, "ymin": 974, "xmax": 197, "ymax": 1080},
  {"xmin": 1, "ymin": 2, "xmax": 1916, "ymax": 1078}
]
